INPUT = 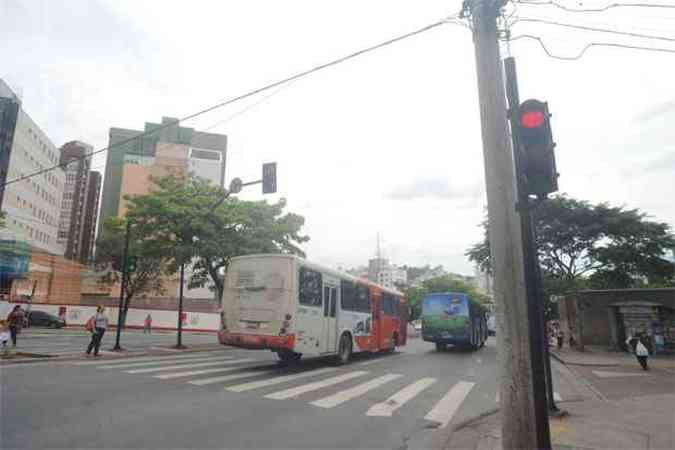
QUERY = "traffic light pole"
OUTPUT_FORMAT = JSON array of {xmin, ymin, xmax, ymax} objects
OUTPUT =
[
  {"xmin": 504, "ymin": 56, "xmax": 553, "ymax": 447},
  {"xmin": 175, "ymin": 262, "xmax": 186, "ymax": 349},
  {"xmin": 466, "ymin": 1, "xmax": 543, "ymax": 448},
  {"xmin": 113, "ymin": 220, "xmax": 131, "ymax": 351},
  {"xmin": 504, "ymin": 57, "xmax": 565, "ymax": 418}
]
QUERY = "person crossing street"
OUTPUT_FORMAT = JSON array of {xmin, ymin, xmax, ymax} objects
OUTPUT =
[{"xmin": 85, "ymin": 306, "xmax": 109, "ymax": 357}]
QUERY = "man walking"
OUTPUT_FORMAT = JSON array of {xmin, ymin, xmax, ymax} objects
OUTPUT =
[
  {"xmin": 86, "ymin": 306, "xmax": 109, "ymax": 357},
  {"xmin": 6, "ymin": 305, "xmax": 25, "ymax": 347}
]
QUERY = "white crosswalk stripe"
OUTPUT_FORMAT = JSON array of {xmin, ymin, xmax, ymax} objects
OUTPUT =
[
  {"xmin": 424, "ymin": 381, "xmax": 475, "ymax": 428},
  {"xmin": 153, "ymin": 360, "xmax": 257, "ymax": 379},
  {"xmin": 126, "ymin": 358, "xmax": 248, "ymax": 374},
  {"xmin": 97, "ymin": 355, "xmax": 231, "ymax": 370},
  {"xmin": 226, "ymin": 367, "xmax": 338, "ymax": 393},
  {"xmin": 366, "ymin": 377, "xmax": 437, "ymax": 416},
  {"xmin": 311, "ymin": 373, "xmax": 402, "ymax": 409},
  {"xmin": 188, "ymin": 368, "xmax": 278, "ymax": 386},
  {"xmin": 73, "ymin": 351, "xmax": 228, "ymax": 366},
  {"xmin": 265, "ymin": 371, "xmax": 369, "ymax": 400}
]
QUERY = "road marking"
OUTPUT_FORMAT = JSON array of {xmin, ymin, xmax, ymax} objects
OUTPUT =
[
  {"xmin": 592, "ymin": 370, "xmax": 648, "ymax": 378},
  {"xmin": 311, "ymin": 373, "xmax": 403, "ymax": 409},
  {"xmin": 73, "ymin": 351, "xmax": 228, "ymax": 366},
  {"xmin": 424, "ymin": 381, "xmax": 475, "ymax": 428},
  {"xmin": 264, "ymin": 371, "xmax": 368, "ymax": 400},
  {"xmin": 153, "ymin": 359, "xmax": 256, "ymax": 379},
  {"xmin": 126, "ymin": 358, "xmax": 247, "ymax": 374},
  {"xmin": 97, "ymin": 355, "xmax": 232, "ymax": 369},
  {"xmin": 226, "ymin": 367, "xmax": 338, "ymax": 393},
  {"xmin": 188, "ymin": 368, "xmax": 278, "ymax": 386},
  {"xmin": 366, "ymin": 377, "xmax": 437, "ymax": 416}
]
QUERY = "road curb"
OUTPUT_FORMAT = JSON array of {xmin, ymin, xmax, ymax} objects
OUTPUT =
[
  {"xmin": 452, "ymin": 407, "xmax": 500, "ymax": 432},
  {"xmin": 550, "ymin": 351, "xmax": 619, "ymax": 367}
]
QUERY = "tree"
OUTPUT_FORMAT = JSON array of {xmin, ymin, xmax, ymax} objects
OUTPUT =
[
  {"xmin": 466, "ymin": 195, "xmax": 675, "ymax": 294},
  {"xmin": 95, "ymin": 216, "xmax": 167, "ymax": 322},
  {"xmin": 405, "ymin": 274, "xmax": 489, "ymax": 321},
  {"xmin": 0, "ymin": 211, "xmax": 6, "ymax": 229},
  {"xmin": 124, "ymin": 174, "xmax": 309, "ymax": 301}
]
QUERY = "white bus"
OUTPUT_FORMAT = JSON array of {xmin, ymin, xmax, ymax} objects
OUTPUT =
[{"xmin": 218, "ymin": 254, "xmax": 407, "ymax": 363}]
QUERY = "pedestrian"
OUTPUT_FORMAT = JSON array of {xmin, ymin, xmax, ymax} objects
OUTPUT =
[
  {"xmin": 556, "ymin": 329, "xmax": 564, "ymax": 350},
  {"xmin": 626, "ymin": 335, "xmax": 650, "ymax": 370},
  {"xmin": 6, "ymin": 305, "xmax": 25, "ymax": 347},
  {"xmin": 85, "ymin": 306, "xmax": 109, "ymax": 357},
  {"xmin": 143, "ymin": 313, "xmax": 152, "ymax": 334},
  {"xmin": 0, "ymin": 320, "xmax": 10, "ymax": 355}
]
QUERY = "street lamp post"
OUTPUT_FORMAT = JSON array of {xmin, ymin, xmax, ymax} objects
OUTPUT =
[{"xmin": 175, "ymin": 261, "xmax": 186, "ymax": 349}]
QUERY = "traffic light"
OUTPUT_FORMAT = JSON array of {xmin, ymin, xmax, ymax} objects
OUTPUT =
[
  {"xmin": 517, "ymin": 99, "xmax": 558, "ymax": 197},
  {"xmin": 262, "ymin": 162, "xmax": 277, "ymax": 194},
  {"xmin": 127, "ymin": 256, "xmax": 138, "ymax": 273}
]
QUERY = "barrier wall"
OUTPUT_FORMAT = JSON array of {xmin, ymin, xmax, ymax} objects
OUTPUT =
[{"xmin": 0, "ymin": 301, "xmax": 219, "ymax": 332}]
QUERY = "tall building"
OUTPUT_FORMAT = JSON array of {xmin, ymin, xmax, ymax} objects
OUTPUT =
[
  {"xmin": 368, "ymin": 258, "xmax": 407, "ymax": 289},
  {"xmin": 80, "ymin": 171, "xmax": 101, "ymax": 264},
  {"xmin": 0, "ymin": 79, "xmax": 66, "ymax": 256},
  {"xmin": 0, "ymin": 89, "xmax": 20, "ymax": 208},
  {"xmin": 98, "ymin": 116, "xmax": 227, "ymax": 232},
  {"xmin": 58, "ymin": 141, "xmax": 93, "ymax": 261}
]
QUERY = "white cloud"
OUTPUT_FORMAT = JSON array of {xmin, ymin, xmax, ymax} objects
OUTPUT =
[{"xmin": 3, "ymin": 0, "xmax": 674, "ymax": 275}]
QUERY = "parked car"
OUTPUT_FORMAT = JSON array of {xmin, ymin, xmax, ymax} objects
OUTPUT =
[{"xmin": 27, "ymin": 310, "xmax": 65, "ymax": 328}]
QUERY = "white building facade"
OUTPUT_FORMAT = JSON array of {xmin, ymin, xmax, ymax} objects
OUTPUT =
[{"xmin": 0, "ymin": 81, "xmax": 65, "ymax": 255}]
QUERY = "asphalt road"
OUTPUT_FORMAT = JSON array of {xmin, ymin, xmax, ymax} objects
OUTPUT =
[{"xmin": 1, "ymin": 336, "xmax": 589, "ymax": 449}]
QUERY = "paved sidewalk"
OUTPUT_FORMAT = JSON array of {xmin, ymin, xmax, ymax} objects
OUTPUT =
[
  {"xmin": 447, "ymin": 393, "xmax": 675, "ymax": 449},
  {"xmin": 552, "ymin": 346, "xmax": 675, "ymax": 371}
]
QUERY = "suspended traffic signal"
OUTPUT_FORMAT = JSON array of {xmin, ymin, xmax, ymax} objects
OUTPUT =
[
  {"xmin": 517, "ymin": 99, "xmax": 558, "ymax": 197},
  {"xmin": 262, "ymin": 162, "xmax": 277, "ymax": 194},
  {"xmin": 127, "ymin": 256, "xmax": 138, "ymax": 273}
]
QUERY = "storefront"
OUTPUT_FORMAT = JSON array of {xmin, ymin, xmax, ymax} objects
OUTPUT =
[
  {"xmin": 0, "ymin": 231, "xmax": 32, "ymax": 299},
  {"xmin": 559, "ymin": 289, "xmax": 675, "ymax": 353}
]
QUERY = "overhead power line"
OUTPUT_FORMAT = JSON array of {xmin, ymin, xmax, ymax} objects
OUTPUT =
[
  {"xmin": 515, "ymin": 1, "xmax": 675, "ymax": 13},
  {"xmin": 513, "ymin": 17, "xmax": 675, "ymax": 42},
  {"xmin": 1, "ymin": 15, "xmax": 459, "ymax": 190},
  {"xmin": 509, "ymin": 33, "xmax": 675, "ymax": 60}
]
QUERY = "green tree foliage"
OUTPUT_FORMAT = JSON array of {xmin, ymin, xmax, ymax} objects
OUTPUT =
[
  {"xmin": 95, "ymin": 216, "xmax": 167, "ymax": 321},
  {"xmin": 466, "ymin": 195, "xmax": 675, "ymax": 296},
  {"xmin": 123, "ymin": 174, "xmax": 309, "ymax": 301},
  {"xmin": 405, "ymin": 275, "xmax": 489, "ymax": 321},
  {"xmin": 0, "ymin": 212, "xmax": 5, "ymax": 229}
]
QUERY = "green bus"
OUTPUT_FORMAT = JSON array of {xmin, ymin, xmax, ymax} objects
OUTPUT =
[{"xmin": 421, "ymin": 292, "xmax": 488, "ymax": 351}]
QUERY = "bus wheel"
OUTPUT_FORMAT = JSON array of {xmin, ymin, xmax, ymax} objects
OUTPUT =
[
  {"xmin": 277, "ymin": 350, "xmax": 302, "ymax": 363},
  {"xmin": 435, "ymin": 342, "xmax": 447, "ymax": 352},
  {"xmin": 337, "ymin": 334, "xmax": 352, "ymax": 365}
]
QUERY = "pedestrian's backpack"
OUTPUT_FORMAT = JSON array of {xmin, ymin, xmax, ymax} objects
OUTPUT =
[{"xmin": 85, "ymin": 316, "xmax": 95, "ymax": 332}]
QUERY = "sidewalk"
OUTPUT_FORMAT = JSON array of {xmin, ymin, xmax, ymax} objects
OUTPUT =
[
  {"xmin": 448, "ymin": 393, "xmax": 675, "ymax": 449},
  {"xmin": 552, "ymin": 346, "xmax": 675, "ymax": 371}
]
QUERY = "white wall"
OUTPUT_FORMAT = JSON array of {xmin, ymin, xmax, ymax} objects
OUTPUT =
[{"xmin": 0, "ymin": 301, "xmax": 219, "ymax": 331}]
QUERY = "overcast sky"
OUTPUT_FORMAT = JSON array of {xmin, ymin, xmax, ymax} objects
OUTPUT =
[{"xmin": 2, "ymin": 0, "xmax": 674, "ymax": 275}]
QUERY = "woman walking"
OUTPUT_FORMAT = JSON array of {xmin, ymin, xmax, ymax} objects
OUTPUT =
[
  {"xmin": 626, "ymin": 334, "xmax": 650, "ymax": 370},
  {"xmin": 143, "ymin": 314, "xmax": 153, "ymax": 334},
  {"xmin": 86, "ymin": 306, "xmax": 109, "ymax": 357}
]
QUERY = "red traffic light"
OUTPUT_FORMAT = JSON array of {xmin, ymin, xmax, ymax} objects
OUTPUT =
[{"xmin": 520, "ymin": 110, "xmax": 546, "ymax": 129}]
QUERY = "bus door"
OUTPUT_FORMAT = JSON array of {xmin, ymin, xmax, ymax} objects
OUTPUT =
[
  {"xmin": 322, "ymin": 277, "xmax": 338, "ymax": 353},
  {"xmin": 371, "ymin": 291, "xmax": 383, "ymax": 351}
]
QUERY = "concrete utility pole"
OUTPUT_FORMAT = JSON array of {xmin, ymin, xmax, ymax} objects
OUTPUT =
[{"xmin": 466, "ymin": 1, "xmax": 539, "ymax": 448}]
